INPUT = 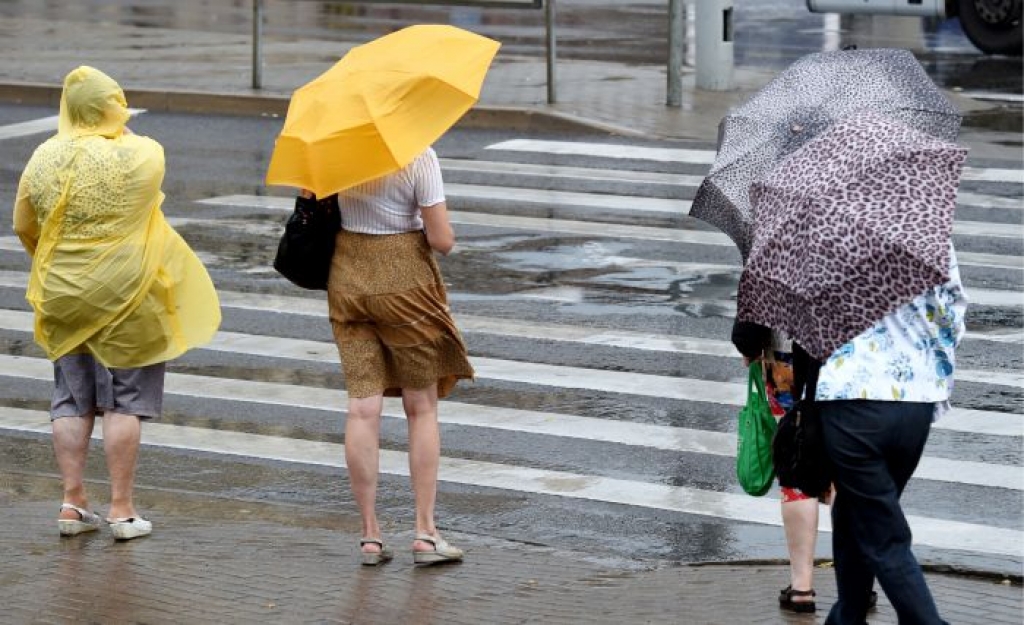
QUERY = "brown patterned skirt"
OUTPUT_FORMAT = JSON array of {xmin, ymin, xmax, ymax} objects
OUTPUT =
[{"xmin": 327, "ymin": 230, "xmax": 474, "ymax": 399}]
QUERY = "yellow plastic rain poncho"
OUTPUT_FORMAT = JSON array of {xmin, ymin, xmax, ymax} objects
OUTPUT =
[{"xmin": 12, "ymin": 66, "xmax": 220, "ymax": 368}]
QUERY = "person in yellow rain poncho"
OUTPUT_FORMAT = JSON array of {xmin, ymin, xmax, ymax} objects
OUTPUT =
[{"xmin": 12, "ymin": 66, "xmax": 221, "ymax": 541}]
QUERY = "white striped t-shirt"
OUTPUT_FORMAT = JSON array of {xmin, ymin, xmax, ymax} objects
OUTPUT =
[{"xmin": 337, "ymin": 147, "xmax": 446, "ymax": 234}]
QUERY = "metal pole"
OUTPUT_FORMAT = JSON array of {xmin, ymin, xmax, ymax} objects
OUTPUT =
[
  {"xmin": 252, "ymin": 0, "xmax": 264, "ymax": 90},
  {"xmin": 545, "ymin": 0, "xmax": 557, "ymax": 104},
  {"xmin": 667, "ymin": 0, "xmax": 684, "ymax": 107},
  {"xmin": 695, "ymin": 0, "xmax": 735, "ymax": 91}
]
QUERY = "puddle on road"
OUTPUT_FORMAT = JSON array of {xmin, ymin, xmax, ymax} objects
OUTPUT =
[{"xmin": 447, "ymin": 237, "xmax": 742, "ymax": 317}]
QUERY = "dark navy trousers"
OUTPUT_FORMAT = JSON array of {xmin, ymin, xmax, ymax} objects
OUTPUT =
[{"xmin": 818, "ymin": 400, "xmax": 949, "ymax": 625}]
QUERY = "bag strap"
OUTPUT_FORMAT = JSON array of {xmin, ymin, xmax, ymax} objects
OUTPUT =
[
  {"xmin": 792, "ymin": 343, "xmax": 821, "ymax": 402},
  {"xmin": 748, "ymin": 361, "xmax": 769, "ymax": 406}
]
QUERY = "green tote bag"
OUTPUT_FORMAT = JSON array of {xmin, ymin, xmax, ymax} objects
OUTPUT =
[{"xmin": 736, "ymin": 362, "xmax": 777, "ymax": 496}]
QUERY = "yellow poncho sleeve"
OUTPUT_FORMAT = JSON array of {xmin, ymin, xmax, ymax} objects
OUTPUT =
[{"xmin": 13, "ymin": 66, "xmax": 221, "ymax": 368}]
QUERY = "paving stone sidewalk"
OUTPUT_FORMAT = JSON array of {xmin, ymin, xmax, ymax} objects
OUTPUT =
[{"xmin": 2, "ymin": 471, "xmax": 1021, "ymax": 625}]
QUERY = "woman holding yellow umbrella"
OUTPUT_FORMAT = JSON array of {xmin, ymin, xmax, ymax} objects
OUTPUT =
[{"xmin": 267, "ymin": 25, "xmax": 499, "ymax": 565}]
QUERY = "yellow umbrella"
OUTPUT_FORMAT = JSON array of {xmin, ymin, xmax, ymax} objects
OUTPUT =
[{"xmin": 266, "ymin": 24, "xmax": 501, "ymax": 197}]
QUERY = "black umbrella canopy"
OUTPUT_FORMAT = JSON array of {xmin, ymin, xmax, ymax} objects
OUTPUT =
[{"xmin": 690, "ymin": 48, "xmax": 962, "ymax": 258}]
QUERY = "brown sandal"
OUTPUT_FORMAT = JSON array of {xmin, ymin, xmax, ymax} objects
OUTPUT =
[{"xmin": 779, "ymin": 585, "xmax": 816, "ymax": 613}]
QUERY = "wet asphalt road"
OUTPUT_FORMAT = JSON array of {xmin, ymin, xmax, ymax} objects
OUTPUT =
[{"xmin": 0, "ymin": 102, "xmax": 1021, "ymax": 573}]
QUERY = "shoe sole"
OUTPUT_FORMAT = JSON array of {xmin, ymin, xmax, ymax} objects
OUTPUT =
[
  {"xmin": 779, "ymin": 601, "xmax": 816, "ymax": 613},
  {"xmin": 413, "ymin": 552, "xmax": 463, "ymax": 565},
  {"xmin": 361, "ymin": 553, "xmax": 393, "ymax": 566},
  {"xmin": 109, "ymin": 525, "xmax": 152, "ymax": 540},
  {"xmin": 58, "ymin": 520, "xmax": 99, "ymax": 536}
]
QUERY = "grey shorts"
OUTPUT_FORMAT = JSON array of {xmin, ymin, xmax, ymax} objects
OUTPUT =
[{"xmin": 51, "ymin": 354, "xmax": 166, "ymax": 421}]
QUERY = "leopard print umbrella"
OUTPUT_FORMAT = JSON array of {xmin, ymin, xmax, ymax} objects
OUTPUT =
[
  {"xmin": 690, "ymin": 48, "xmax": 961, "ymax": 259},
  {"xmin": 735, "ymin": 110, "xmax": 967, "ymax": 361}
]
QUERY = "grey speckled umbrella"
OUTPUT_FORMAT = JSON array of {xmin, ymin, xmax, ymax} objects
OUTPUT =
[{"xmin": 690, "ymin": 48, "xmax": 961, "ymax": 259}]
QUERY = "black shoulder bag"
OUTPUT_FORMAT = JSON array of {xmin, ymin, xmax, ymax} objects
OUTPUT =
[
  {"xmin": 772, "ymin": 343, "xmax": 831, "ymax": 498},
  {"xmin": 273, "ymin": 194, "xmax": 341, "ymax": 290}
]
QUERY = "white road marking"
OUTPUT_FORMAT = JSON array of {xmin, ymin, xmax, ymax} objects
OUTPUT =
[
  {"xmin": 193, "ymin": 194, "xmax": 1024, "ymax": 266},
  {"xmin": 486, "ymin": 139, "xmax": 718, "ymax": 165},
  {"xmin": 0, "ymin": 406, "xmax": 1019, "ymax": 556},
  {"xmin": 450, "ymin": 211, "xmax": 735, "ymax": 245},
  {"xmin": 485, "ymin": 139, "xmax": 1024, "ymax": 186},
  {"xmin": 962, "ymin": 167, "xmax": 1024, "ymax": 185},
  {"xmin": 957, "ymin": 91, "xmax": 1024, "ymax": 104},
  {"xmin": 445, "ymin": 182, "xmax": 694, "ymax": 215},
  {"xmin": 0, "ymin": 312, "xmax": 1018, "ymax": 436},
  {"xmin": 0, "ymin": 109, "xmax": 146, "ymax": 141},
  {"xmin": 957, "ymin": 191, "xmax": 1023, "ymax": 211},
  {"xmin": 440, "ymin": 158, "xmax": 707, "ymax": 188},
  {"xmin": 0, "ymin": 263, "xmax": 1019, "ymax": 347}
]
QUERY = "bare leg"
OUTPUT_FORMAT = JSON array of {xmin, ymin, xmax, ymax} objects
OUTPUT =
[
  {"xmin": 102, "ymin": 412, "xmax": 143, "ymax": 519},
  {"xmin": 53, "ymin": 414, "xmax": 96, "ymax": 519},
  {"xmin": 346, "ymin": 394, "xmax": 384, "ymax": 553},
  {"xmin": 782, "ymin": 496, "xmax": 820, "ymax": 593},
  {"xmin": 403, "ymin": 386, "xmax": 441, "ymax": 550}
]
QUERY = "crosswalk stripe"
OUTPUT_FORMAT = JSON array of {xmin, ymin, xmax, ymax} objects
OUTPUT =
[
  {"xmin": 485, "ymin": 139, "xmax": 1024, "ymax": 186},
  {"xmin": 0, "ymin": 405, "xmax": 1018, "ymax": 556},
  {"xmin": 443, "ymin": 157, "xmax": 1021, "ymax": 211},
  {"xmin": 178, "ymin": 210, "xmax": 1016, "ymax": 272},
  {"xmin": 451, "ymin": 211, "xmax": 731, "ymax": 245},
  {"xmin": 0, "ymin": 310, "xmax": 1018, "ymax": 437},
  {"xmin": 962, "ymin": 166, "xmax": 1024, "ymax": 185},
  {"xmin": 186, "ymin": 194, "xmax": 1024, "ymax": 272},
  {"xmin": 448, "ymin": 186, "xmax": 1021, "ymax": 233},
  {"xmin": 194, "ymin": 193, "xmax": 1024, "ymax": 261},
  {"xmin": 444, "ymin": 182, "xmax": 693, "ymax": 215},
  {"xmin": 0, "ymin": 266, "xmax": 1019, "ymax": 350},
  {"xmin": 486, "ymin": 139, "xmax": 718, "ymax": 165},
  {"xmin": 455, "ymin": 246, "xmax": 1024, "ymax": 307},
  {"xmin": 452, "ymin": 214, "xmax": 1017, "ymax": 269},
  {"xmin": 443, "ymin": 159, "xmax": 1024, "ymax": 208},
  {"xmin": 957, "ymin": 91, "xmax": 1024, "ymax": 104},
  {"xmin": 0, "ymin": 233, "xmax": 1017, "ymax": 305},
  {"xmin": 440, "ymin": 158, "xmax": 707, "ymax": 188},
  {"xmin": 0, "ymin": 346, "xmax": 1017, "ymax": 491},
  {"xmin": 956, "ymin": 191, "xmax": 1022, "ymax": 211},
  {"xmin": 0, "ymin": 109, "xmax": 146, "ymax": 141}
]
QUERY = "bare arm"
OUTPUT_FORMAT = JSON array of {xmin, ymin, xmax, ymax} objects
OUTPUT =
[{"xmin": 420, "ymin": 201, "xmax": 454, "ymax": 255}]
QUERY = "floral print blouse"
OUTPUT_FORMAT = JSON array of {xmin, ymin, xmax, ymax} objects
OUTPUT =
[{"xmin": 816, "ymin": 245, "xmax": 967, "ymax": 405}]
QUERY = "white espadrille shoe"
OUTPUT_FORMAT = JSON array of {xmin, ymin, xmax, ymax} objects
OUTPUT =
[{"xmin": 107, "ymin": 516, "xmax": 153, "ymax": 541}]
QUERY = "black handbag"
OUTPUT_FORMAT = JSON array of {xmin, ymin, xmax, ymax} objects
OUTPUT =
[
  {"xmin": 273, "ymin": 194, "xmax": 341, "ymax": 290},
  {"xmin": 772, "ymin": 344, "xmax": 831, "ymax": 498}
]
